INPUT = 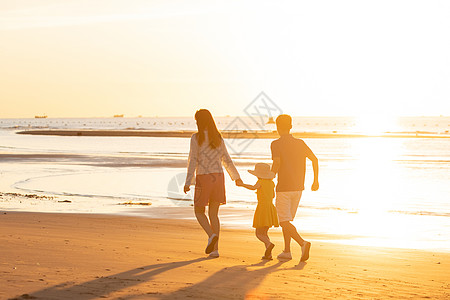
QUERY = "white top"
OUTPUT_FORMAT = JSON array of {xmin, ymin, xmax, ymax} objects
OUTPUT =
[{"xmin": 185, "ymin": 132, "xmax": 240, "ymax": 186}]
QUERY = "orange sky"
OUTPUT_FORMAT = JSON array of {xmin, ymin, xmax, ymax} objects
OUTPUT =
[{"xmin": 1, "ymin": 0, "xmax": 449, "ymax": 118}]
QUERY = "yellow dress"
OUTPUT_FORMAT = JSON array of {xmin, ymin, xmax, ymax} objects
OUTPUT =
[{"xmin": 252, "ymin": 179, "xmax": 279, "ymax": 228}]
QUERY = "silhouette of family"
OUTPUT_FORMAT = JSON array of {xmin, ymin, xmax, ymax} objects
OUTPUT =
[{"xmin": 184, "ymin": 109, "xmax": 319, "ymax": 262}]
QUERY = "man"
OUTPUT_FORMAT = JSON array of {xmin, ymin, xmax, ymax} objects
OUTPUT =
[{"xmin": 271, "ymin": 114, "xmax": 319, "ymax": 262}]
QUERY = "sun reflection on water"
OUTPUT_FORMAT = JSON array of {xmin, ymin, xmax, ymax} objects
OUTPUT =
[{"xmin": 326, "ymin": 137, "xmax": 415, "ymax": 247}]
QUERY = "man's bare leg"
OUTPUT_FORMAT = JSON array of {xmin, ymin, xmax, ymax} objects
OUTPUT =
[{"xmin": 280, "ymin": 221, "xmax": 305, "ymax": 252}]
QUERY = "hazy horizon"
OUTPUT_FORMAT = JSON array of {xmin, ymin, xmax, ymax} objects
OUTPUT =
[
  {"xmin": 2, "ymin": 1, "xmax": 450, "ymax": 120},
  {"xmin": 1, "ymin": 114, "xmax": 450, "ymax": 119}
]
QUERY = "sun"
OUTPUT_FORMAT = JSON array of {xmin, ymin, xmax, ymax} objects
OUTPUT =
[{"xmin": 353, "ymin": 114, "xmax": 399, "ymax": 136}]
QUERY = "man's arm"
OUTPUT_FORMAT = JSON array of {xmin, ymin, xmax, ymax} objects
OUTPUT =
[
  {"xmin": 305, "ymin": 145, "xmax": 319, "ymax": 191},
  {"xmin": 271, "ymin": 157, "xmax": 280, "ymax": 174},
  {"xmin": 270, "ymin": 141, "xmax": 280, "ymax": 174},
  {"xmin": 310, "ymin": 155, "xmax": 319, "ymax": 191}
]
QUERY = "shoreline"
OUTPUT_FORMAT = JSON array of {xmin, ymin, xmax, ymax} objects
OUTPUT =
[
  {"xmin": 1, "ymin": 211, "xmax": 449, "ymax": 299},
  {"xmin": 2, "ymin": 191, "xmax": 450, "ymax": 254},
  {"xmin": 16, "ymin": 129, "xmax": 450, "ymax": 139}
]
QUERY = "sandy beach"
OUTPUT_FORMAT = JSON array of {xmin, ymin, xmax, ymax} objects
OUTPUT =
[
  {"xmin": 3, "ymin": 0, "xmax": 450, "ymax": 298},
  {"xmin": 1, "ymin": 210, "xmax": 449, "ymax": 300}
]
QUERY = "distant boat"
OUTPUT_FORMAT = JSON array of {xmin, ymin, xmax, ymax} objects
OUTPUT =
[
  {"xmin": 35, "ymin": 115, "xmax": 48, "ymax": 119},
  {"xmin": 267, "ymin": 117, "xmax": 275, "ymax": 124},
  {"xmin": 113, "ymin": 114, "xmax": 124, "ymax": 118}
]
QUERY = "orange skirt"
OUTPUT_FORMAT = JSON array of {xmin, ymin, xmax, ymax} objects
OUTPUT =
[{"xmin": 194, "ymin": 173, "xmax": 226, "ymax": 207}]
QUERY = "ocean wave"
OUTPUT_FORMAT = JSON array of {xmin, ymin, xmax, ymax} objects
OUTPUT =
[
  {"xmin": 165, "ymin": 200, "xmax": 450, "ymax": 218},
  {"xmin": 1, "ymin": 116, "xmax": 449, "ymax": 133},
  {"xmin": 300, "ymin": 206, "xmax": 450, "ymax": 217},
  {"xmin": 389, "ymin": 210, "xmax": 450, "ymax": 217},
  {"xmin": 0, "ymin": 153, "xmax": 188, "ymax": 168}
]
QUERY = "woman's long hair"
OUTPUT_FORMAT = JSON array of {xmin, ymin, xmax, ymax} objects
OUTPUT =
[{"xmin": 194, "ymin": 109, "xmax": 222, "ymax": 149}]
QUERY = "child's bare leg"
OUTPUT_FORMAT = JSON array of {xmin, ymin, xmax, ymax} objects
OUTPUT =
[
  {"xmin": 255, "ymin": 227, "xmax": 271, "ymax": 247},
  {"xmin": 256, "ymin": 227, "xmax": 275, "ymax": 258}
]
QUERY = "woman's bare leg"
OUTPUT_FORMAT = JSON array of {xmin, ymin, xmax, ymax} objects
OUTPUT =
[
  {"xmin": 194, "ymin": 206, "xmax": 213, "ymax": 237},
  {"xmin": 208, "ymin": 201, "xmax": 221, "ymax": 251}
]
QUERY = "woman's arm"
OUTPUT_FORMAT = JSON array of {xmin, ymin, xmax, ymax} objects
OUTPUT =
[
  {"xmin": 184, "ymin": 135, "xmax": 198, "ymax": 192},
  {"xmin": 220, "ymin": 140, "xmax": 241, "ymax": 181}
]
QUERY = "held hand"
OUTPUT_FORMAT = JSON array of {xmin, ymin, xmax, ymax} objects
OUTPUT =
[
  {"xmin": 311, "ymin": 181, "xmax": 319, "ymax": 191},
  {"xmin": 235, "ymin": 178, "xmax": 243, "ymax": 187},
  {"xmin": 183, "ymin": 185, "xmax": 190, "ymax": 194}
]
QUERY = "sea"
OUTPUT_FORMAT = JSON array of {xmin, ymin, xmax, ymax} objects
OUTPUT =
[{"xmin": 0, "ymin": 116, "xmax": 449, "ymax": 252}]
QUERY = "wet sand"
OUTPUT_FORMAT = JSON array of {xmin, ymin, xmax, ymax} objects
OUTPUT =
[{"xmin": 1, "ymin": 211, "xmax": 449, "ymax": 299}]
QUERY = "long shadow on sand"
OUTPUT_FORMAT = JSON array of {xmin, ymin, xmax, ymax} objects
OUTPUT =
[
  {"xmin": 12, "ymin": 259, "xmax": 300, "ymax": 299},
  {"xmin": 11, "ymin": 258, "xmax": 207, "ymax": 300},
  {"xmin": 151, "ymin": 260, "xmax": 293, "ymax": 300}
]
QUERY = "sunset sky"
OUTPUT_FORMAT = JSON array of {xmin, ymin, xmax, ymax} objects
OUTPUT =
[{"xmin": 1, "ymin": 0, "xmax": 449, "ymax": 118}]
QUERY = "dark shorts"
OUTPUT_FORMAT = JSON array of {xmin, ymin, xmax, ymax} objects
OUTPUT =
[{"xmin": 194, "ymin": 173, "xmax": 226, "ymax": 207}]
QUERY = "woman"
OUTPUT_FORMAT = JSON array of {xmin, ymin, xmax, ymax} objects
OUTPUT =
[{"xmin": 184, "ymin": 109, "xmax": 242, "ymax": 258}]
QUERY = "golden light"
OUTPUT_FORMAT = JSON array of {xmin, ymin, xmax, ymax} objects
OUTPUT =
[
  {"xmin": 348, "ymin": 137, "xmax": 403, "ymax": 212},
  {"xmin": 353, "ymin": 114, "xmax": 399, "ymax": 136},
  {"xmin": 330, "ymin": 137, "xmax": 409, "ymax": 246}
]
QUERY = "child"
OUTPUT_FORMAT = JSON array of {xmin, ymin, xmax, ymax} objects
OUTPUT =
[{"xmin": 237, "ymin": 163, "xmax": 279, "ymax": 260}]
